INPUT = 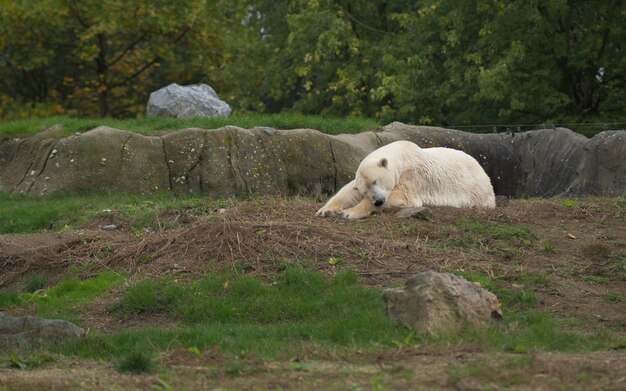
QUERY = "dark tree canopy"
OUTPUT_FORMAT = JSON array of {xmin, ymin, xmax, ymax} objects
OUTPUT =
[{"xmin": 1, "ymin": 0, "xmax": 624, "ymax": 127}]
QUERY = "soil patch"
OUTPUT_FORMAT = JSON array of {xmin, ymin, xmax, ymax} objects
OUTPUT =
[{"xmin": 1, "ymin": 349, "xmax": 624, "ymax": 390}]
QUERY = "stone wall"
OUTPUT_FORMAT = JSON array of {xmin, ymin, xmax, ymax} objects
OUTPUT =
[{"xmin": 1, "ymin": 123, "xmax": 624, "ymax": 198}]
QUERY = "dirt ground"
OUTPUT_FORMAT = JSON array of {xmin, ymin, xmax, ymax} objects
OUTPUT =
[
  {"xmin": 1, "ymin": 349, "xmax": 625, "ymax": 391},
  {"xmin": 1, "ymin": 197, "xmax": 625, "ymax": 390}
]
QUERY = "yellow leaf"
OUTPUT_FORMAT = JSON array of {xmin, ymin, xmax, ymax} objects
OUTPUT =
[{"xmin": 328, "ymin": 257, "xmax": 342, "ymax": 266}]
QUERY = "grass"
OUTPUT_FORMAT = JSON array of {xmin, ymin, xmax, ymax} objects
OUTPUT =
[
  {"xmin": 24, "ymin": 274, "xmax": 48, "ymax": 293},
  {"xmin": 543, "ymin": 242, "xmax": 554, "ymax": 253},
  {"xmin": 602, "ymin": 293, "xmax": 625, "ymax": 303},
  {"xmin": 456, "ymin": 219, "xmax": 536, "ymax": 246},
  {"xmin": 1, "ymin": 271, "xmax": 124, "ymax": 321},
  {"xmin": 0, "ymin": 353, "xmax": 55, "ymax": 370},
  {"xmin": 0, "ymin": 114, "xmax": 380, "ymax": 139},
  {"xmin": 116, "ymin": 350, "xmax": 155, "ymax": 374},
  {"xmin": 49, "ymin": 268, "xmax": 408, "ymax": 359},
  {"xmin": 117, "ymin": 268, "xmax": 372, "ymax": 326},
  {"xmin": 447, "ymin": 355, "xmax": 537, "ymax": 388},
  {"xmin": 453, "ymin": 270, "xmax": 538, "ymax": 311},
  {"xmin": 1, "ymin": 193, "xmax": 623, "ymax": 377},
  {"xmin": 0, "ymin": 290, "xmax": 21, "ymax": 308},
  {"xmin": 448, "ymin": 219, "xmax": 536, "ymax": 260},
  {"xmin": 18, "ymin": 267, "xmax": 611, "ymax": 363},
  {"xmin": 0, "ymin": 191, "xmax": 228, "ymax": 234}
]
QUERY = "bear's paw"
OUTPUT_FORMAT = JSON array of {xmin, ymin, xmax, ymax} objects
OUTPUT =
[
  {"xmin": 341, "ymin": 208, "xmax": 371, "ymax": 220},
  {"xmin": 315, "ymin": 206, "xmax": 343, "ymax": 217}
]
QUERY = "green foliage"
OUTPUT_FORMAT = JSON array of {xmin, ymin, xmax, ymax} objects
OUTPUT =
[
  {"xmin": 0, "ymin": 0, "xmax": 246, "ymax": 118},
  {"xmin": 1, "ymin": 1, "xmax": 623, "ymax": 129},
  {"xmin": 223, "ymin": 0, "xmax": 626, "ymax": 129}
]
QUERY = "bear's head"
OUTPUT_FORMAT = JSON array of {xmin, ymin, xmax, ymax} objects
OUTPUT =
[{"xmin": 354, "ymin": 157, "xmax": 395, "ymax": 207}]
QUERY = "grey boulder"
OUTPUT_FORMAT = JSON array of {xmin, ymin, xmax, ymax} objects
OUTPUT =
[
  {"xmin": 0, "ymin": 312, "xmax": 86, "ymax": 351},
  {"xmin": 383, "ymin": 271, "xmax": 502, "ymax": 335},
  {"xmin": 146, "ymin": 83, "xmax": 231, "ymax": 119}
]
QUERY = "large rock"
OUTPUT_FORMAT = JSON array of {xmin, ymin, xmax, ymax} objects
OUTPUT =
[
  {"xmin": 146, "ymin": 83, "xmax": 231, "ymax": 119},
  {"xmin": 1, "ymin": 123, "xmax": 624, "ymax": 198},
  {"xmin": 9, "ymin": 126, "xmax": 170, "ymax": 196},
  {"xmin": 0, "ymin": 312, "xmax": 85, "ymax": 351},
  {"xmin": 383, "ymin": 271, "xmax": 502, "ymax": 335},
  {"xmin": 160, "ymin": 126, "xmax": 335, "ymax": 197}
]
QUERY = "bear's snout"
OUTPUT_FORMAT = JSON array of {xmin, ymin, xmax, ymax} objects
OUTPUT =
[{"xmin": 374, "ymin": 198, "xmax": 385, "ymax": 207}]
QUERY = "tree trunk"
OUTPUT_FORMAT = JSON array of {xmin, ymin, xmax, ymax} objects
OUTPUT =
[{"xmin": 96, "ymin": 33, "xmax": 110, "ymax": 117}]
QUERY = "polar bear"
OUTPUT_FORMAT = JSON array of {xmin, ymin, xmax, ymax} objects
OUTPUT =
[{"xmin": 316, "ymin": 140, "xmax": 496, "ymax": 219}]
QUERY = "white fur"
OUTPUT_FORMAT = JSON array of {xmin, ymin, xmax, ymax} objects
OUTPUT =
[{"xmin": 316, "ymin": 140, "xmax": 496, "ymax": 219}]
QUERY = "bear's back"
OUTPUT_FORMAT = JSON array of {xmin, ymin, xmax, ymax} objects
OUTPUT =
[{"xmin": 415, "ymin": 146, "xmax": 495, "ymax": 208}]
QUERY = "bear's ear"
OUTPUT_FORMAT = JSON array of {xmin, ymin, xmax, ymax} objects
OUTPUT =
[{"xmin": 378, "ymin": 158, "xmax": 388, "ymax": 168}]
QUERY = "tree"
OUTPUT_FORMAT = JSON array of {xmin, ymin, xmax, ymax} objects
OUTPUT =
[
  {"xmin": 2, "ymin": 0, "xmax": 624, "ymax": 124},
  {"xmin": 0, "ymin": 0, "xmax": 245, "ymax": 118},
  {"xmin": 224, "ymin": 0, "xmax": 626, "ymax": 126}
]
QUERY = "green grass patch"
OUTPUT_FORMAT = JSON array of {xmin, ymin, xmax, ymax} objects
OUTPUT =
[
  {"xmin": 602, "ymin": 293, "xmax": 625, "ymax": 303},
  {"xmin": 457, "ymin": 220, "xmax": 536, "ymax": 246},
  {"xmin": 117, "ymin": 268, "xmax": 378, "ymax": 326},
  {"xmin": 580, "ymin": 274, "xmax": 608, "ymax": 284},
  {"xmin": 0, "ymin": 192, "xmax": 228, "ymax": 234},
  {"xmin": 0, "ymin": 114, "xmax": 379, "ymax": 139},
  {"xmin": 517, "ymin": 272, "xmax": 551, "ymax": 287},
  {"xmin": 45, "ymin": 268, "xmax": 618, "ymax": 362},
  {"xmin": 444, "ymin": 272, "xmax": 617, "ymax": 352},
  {"xmin": 5, "ymin": 271, "xmax": 124, "ymax": 320},
  {"xmin": 466, "ymin": 311, "xmax": 615, "ymax": 353},
  {"xmin": 543, "ymin": 242, "xmax": 555, "ymax": 253},
  {"xmin": 447, "ymin": 355, "xmax": 538, "ymax": 388},
  {"xmin": 116, "ymin": 350, "xmax": 155, "ymax": 374},
  {"xmin": 24, "ymin": 274, "xmax": 48, "ymax": 293},
  {"xmin": 449, "ymin": 220, "xmax": 536, "ymax": 258},
  {"xmin": 453, "ymin": 270, "xmax": 538, "ymax": 311},
  {"xmin": 562, "ymin": 198, "xmax": 579, "ymax": 208},
  {"xmin": 57, "ymin": 268, "xmax": 408, "ymax": 359},
  {"xmin": 0, "ymin": 291, "xmax": 22, "ymax": 308},
  {"xmin": 0, "ymin": 353, "xmax": 55, "ymax": 370}
]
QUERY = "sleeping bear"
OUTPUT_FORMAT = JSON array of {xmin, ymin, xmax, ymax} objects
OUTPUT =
[{"xmin": 316, "ymin": 140, "xmax": 495, "ymax": 219}]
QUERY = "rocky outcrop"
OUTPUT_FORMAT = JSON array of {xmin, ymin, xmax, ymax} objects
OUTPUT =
[
  {"xmin": 382, "ymin": 271, "xmax": 502, "ymax": 335},
  {"xmin": 1, "ymin": 123, "xmax": 624, "ymax": 198},
  {"xmin": 146, "ymin": 83, "xmax": 231, "ymax": 119},
  {"xmin": 0, "ymin": 312, "xmax": 85, "ymax": 351}
]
